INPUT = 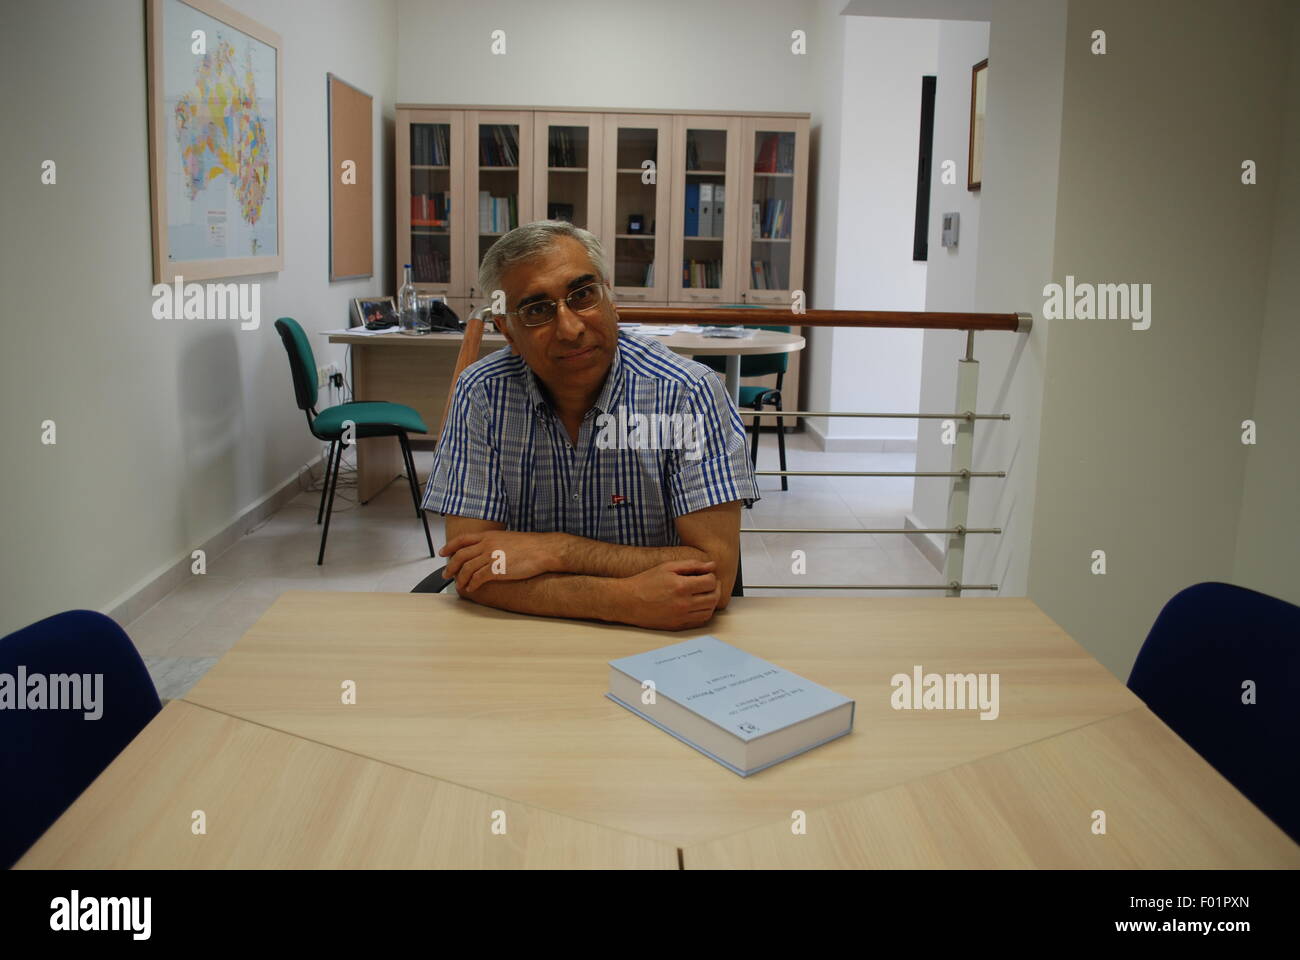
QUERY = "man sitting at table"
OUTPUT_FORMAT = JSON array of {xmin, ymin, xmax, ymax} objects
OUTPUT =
[{"xmin": 421, "ymin": 220, "xmax": 760, "ymax": 630}]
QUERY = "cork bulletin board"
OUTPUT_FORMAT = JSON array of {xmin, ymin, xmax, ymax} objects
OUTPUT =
[{"xmin": 327, "ymin": 73, "xmax": 373, "ymax": 280}]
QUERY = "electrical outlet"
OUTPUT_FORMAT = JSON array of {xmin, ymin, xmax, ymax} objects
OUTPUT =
[{"xmin": 316, "ymin": 365, "xmax": 330, "ymax": 384}]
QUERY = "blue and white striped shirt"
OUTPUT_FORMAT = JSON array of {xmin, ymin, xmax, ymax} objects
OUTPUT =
[{"xmin": 422, "ymin": 332, "xmax": 760, "ymax": 546}]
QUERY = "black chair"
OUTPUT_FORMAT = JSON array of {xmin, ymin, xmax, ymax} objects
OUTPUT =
[
  {"xmin": 1127, "ymin": 581, "xmax": 1300, "ymax": 844},
  {"xmin": 1, "ymin": 610, "xmax": 162, "ymax": 868},
  {"xmin": 414, "ymin": 551, "xmax": 745, "ymax": 597},
  {"xmin": 695, "ymin": 324, "xmax": 791, "ymax": 494},
  {"xmin": 275, "ymin": 318, "xmax": 435, "ymax": 565}
]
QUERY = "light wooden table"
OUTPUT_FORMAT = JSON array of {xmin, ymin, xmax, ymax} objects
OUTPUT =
[
  {"xmin": 161, "ymin": 591, "xmax": 1299, "ymax": 866},
  {"xmin": 15, "ymin": 700, "xmax": 676, "ymax": 869},
  {"xmin": 683, "ymin": 708, "xmax": 1300, "ymax": 868},
  {"xmin": 657, "ymin": 329, "xmax": 805, "ymax": 404},
  {"xmin": 325, "ymin": 328, "xmax": 805, "ymax": 502}
]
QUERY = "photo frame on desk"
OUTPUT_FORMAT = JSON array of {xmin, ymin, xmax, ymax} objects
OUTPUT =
[
  {"xmin": 146, "ymin": 0, "xmax": 284, "ymax": 283},
  {"xmin": 353, "ymin": 296, "xmax": 398, "ymax": 329}
]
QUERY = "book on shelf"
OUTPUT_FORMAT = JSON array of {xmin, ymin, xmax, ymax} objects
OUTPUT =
[
  {"xmin": 479, "ymin": 125, "xmax": 519, "ymax": 166},
  {"xmin": 682, "ymin": 258, "xmax": 722, "ymax": 288},
  {"xmin": 478, "ymin": 191, "xmax": 520, "ymax": 233},
  {"xmin": 607, "ymin": 635, "xmax": 855, "ymax": 777},
  {"xmin": 757, "ymin": 198, "xmax": 790, "ymax": 240},
  {"xmin": 699, "ymin": 183, "xmax": 714, "ymax": 237},
  {"xmin": 549, "ymin": 127, "xmax": 579, "ymax": 167},
  {"xmin": 410, "ymin": 191, "xmax": 451, "ymax": 227},
  {"xmin": 754, "ymin": 132, "xmax": 795, "ymax": 174},
  {"xmin": 411, "ymin": 124, "xmax": 451, "ymax": 166},
  {"xmin": 411, "ymin": 240, "xmax": 450, "ymax": 284},
  {"xmin": 684, "ymin": 182, "xmax": 700, "ymax": 236},
  {"xmin": 712, "ymin": 182, "xmax": 725, "ymax": 237}
]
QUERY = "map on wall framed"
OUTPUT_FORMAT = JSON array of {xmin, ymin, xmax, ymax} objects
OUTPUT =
[{"xmin": 146, "ymin": 0, "xmax": 283, "ymax": 283}]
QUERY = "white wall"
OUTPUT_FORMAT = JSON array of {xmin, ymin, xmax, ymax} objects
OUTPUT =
[
  {"xmin": 804, "ymin": 0, "xmax": 851, "ymax": 417},
  {"xmin": 811, "ymin": 16, "xmax": 938, "ymax": 450},
  {"xmin": 396, "ymin": 0, "xmax": 821, "ymax": 111},
  {"xmin": 1233, "ymin": 4, "xmax": 1300, "ymax": 603},
  {"xmin": 1027, "ymin": 0, "xmax": 1292, "ymax": 680},
  {"xmin": 912, "ymin": 18, "xmax": 990, "ymax": 549},
  {"xmin": 844, "ymin": 0, "xmax": 992, "ymax": 19},
  {"xmin": 0, "ymin": 0, "xmax": 398, "ymax": 635},
  {"xmin": 908, "ymin": 0, "xmax": 1066, "ymax": 582},
  {"xmin": 954, "ymin": 0, "xmax": 1069, "ymax": 609}
]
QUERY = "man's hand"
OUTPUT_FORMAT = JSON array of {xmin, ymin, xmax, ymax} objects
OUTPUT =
[
  {"xmin": 620, "ymin": 559, "xmax": 722, "ymax": 631},
  {"xmin": 441, "ymin": 530, "xmax": 566, "ymax": 594}
]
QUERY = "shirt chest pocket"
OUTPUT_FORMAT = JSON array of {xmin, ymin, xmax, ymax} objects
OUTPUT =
[{"xmin": 595, "ymin": 447, "xmax": 673, "ymax": 546}]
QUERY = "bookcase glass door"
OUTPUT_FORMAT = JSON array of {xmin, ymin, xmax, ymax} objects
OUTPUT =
[
  {"xmin": 472, "ymin": 118, "xmax": 523, "ymax": 294},
  {"xmin": 747, "ymin": 128, "xmax": 796, "ymax": 296},
  {"xmin": 409, "ymin": 121, "xmax": 453, "ymax": 289},
  {"xmin": 547, "ymin": 125, "xmax": 590, "ymax": 226},
  {"xmin": 677, "ymin": 121, "xmax": 734, "ymax": 300},
  {"xmin": 612, "ymin": 125, "xmax": 661, "ymax": 295}
]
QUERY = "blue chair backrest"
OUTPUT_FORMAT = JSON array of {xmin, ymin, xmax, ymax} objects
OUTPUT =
[
  {"xmin": 0, "ymin": 610, "xmax": 162, "ymax": 867},
  {"xmin": 1127, "ymin": 581, "xmax": 1300, "ymax": 843}
]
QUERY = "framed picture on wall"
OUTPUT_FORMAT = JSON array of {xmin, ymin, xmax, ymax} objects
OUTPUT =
[
  {"xmin": 968, "ymin": 58, "xmax": 988, "ymax": 191},
  {"xmin": 146, "ymin": 0, "xmax": 284, "ymax": 283}
]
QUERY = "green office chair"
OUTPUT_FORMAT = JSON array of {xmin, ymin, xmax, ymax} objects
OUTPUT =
[
  {"xmin": 694, "ymin": 324, "xmax": 791, "ymax": 493},
  {"xmin": 274, "ymin": 317, "xmax": 435, "ymax": 565}
]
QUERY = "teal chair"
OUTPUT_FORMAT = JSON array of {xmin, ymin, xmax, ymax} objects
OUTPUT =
[
  {"xmin": 695, "ymin": 323, "xmax": 790, "ymax": 493},
  {"xmin": 274, "ymin": 317, "xmax": 434, "ymax": 565}
]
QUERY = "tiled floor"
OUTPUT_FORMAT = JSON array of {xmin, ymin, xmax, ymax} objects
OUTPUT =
[{"xmin": 130, "ymin": 431, "xmax": 942, "ymax": 698}]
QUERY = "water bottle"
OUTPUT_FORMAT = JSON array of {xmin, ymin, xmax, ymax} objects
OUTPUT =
[{"xmin": 398, "ymin": 264, "xmax": 419, "ymax": 334}]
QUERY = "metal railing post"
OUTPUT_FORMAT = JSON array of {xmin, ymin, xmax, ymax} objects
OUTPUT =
[
  {"xmin": 611, "ymin": 306, "xmax": 1032, "ymax": 594},
  {"xmin": 943, "ymin": 332, "xmax": 979, "ymax": 597}
]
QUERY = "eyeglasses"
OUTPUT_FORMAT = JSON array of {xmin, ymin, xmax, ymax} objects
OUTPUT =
[{"xmin": 502, "ymin": 282, "xmax": 607, "ymax": 328}]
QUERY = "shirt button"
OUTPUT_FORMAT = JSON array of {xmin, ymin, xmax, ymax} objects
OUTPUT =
[{"xmin": 572, "ymin": 494, "xmax": 579, "ymax": 501}]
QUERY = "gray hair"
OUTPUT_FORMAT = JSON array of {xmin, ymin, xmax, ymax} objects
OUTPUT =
[{"xmin": 478, "ymin": 220, "xmax": 611, "ymax": 308}]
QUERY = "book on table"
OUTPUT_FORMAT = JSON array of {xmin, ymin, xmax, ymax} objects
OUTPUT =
[{"xmin": 607, "ymin": 636, "xmax": 855, "ymax": 777}]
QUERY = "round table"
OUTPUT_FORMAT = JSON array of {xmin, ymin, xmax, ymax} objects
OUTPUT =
[{"xmin": 657, "ymin": 330, "xmax": 807, "ymax": 404}]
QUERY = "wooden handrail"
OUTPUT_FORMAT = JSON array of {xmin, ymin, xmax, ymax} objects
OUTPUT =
[
  {"xmin": 437, "ymin": 312, "xmax": 486, "ymax": 442},
  {"xmin": 617, "ymin": 306, "xmax": 1032, "ymax": 332},
  {"xmin": 435, "ymin": 304, "xmax": 1030, "ymax": 443}
]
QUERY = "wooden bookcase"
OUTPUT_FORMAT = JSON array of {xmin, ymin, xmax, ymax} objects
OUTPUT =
[{"xmin": 396, "ymin": 104, "xmax": 810, "ymax": 423}]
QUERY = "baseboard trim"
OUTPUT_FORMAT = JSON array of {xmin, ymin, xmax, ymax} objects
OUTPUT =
[
  {"xmin": 804, "ymin": 421, "xmax": 918, "ymax": 454},
  {"xmin": 905, "ymin": 512, "xmax": 946, "ymax": 572},
  {"xmin": 102, "ymin": 450, "xmax": 327, "ymax": 628}
]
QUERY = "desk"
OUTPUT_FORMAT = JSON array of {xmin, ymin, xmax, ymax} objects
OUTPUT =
[
  {"xmin": 15, "ymin": 699, "xmax": 677, "ymax": 869},
  {"xmin": 326, "ymin": 329, "xmax": 507, "ymax": 502},
  {"xmin": 327, "ymin": 328, "xmax": 806, "ymax": 501},
  {"xmin": 91, "ymin": 591, "xmax": 1294, "ymax": 866},
  {"xmin": 683, "ymin": 708, "xmax": 1298, "ymax": 868}
]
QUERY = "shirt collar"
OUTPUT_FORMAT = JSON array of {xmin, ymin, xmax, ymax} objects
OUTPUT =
[{"xmin": 522, "ymin": 334, "xmax": 626, "ymax": 418}]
